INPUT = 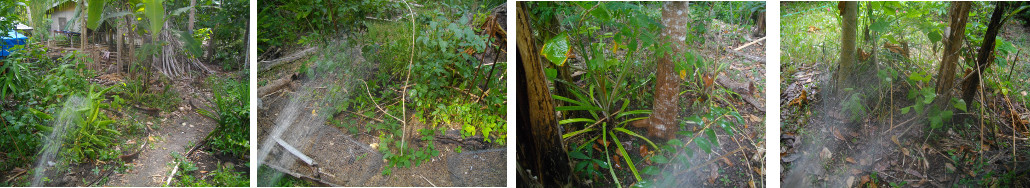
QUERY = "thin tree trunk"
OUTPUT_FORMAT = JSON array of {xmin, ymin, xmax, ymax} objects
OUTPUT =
[
  {"xmin": 516, "ymin": 3, "xmax": 571, "ymax": 187},
  {"xmin": 188, "ymin": 0, "xmax": 196, "ymax": 32},
  {"xmin": 936, "ymin": 2, "xmax": 971, "ymax": 107},
  {"xmin": 652, "ymin": 1, "xmax": 689, "ymax": 136},
  {"xmin": 835, "ymin": 1, "xmax": 858, "ymax": 88},
  {"xmin": 81, "ymin": 0, "xmax": 87, "ymax": 50},
  {"xmin": 961, "ymin": 2, "xmax": 1007, "ymax": 103}
]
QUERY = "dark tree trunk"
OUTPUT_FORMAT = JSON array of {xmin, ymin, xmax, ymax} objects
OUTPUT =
[
  {"xmin": 516, "ymin": 3, "xmax": 571, "ymax": 187},
  {"xmin": 835, "ymin": 2, "xmax": 859, "ymax": 89},
  {"xmin": 650, "ymin": 1, "xmax": 688, "ymax": 138},
  {"xmin": 961, "ymin": 2, "xmax": 1008, "ymax": 104},
  {"xmin": 935, "ymin": 2, "xmax": 971, "ymax": 107}
]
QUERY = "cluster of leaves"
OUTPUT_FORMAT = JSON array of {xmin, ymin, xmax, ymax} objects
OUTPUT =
[
  {"xmin": 258, "ymin": 0, "xmax": 394, "ymax": 52},
  {"xmin": 429, "ymin": 99, "xmax": 506, "ymax": 144},
  {"xmin": 377, "ymin": 126, "xmax": 441, "ymax": 176},
  {"xmin": 198, "ymin": 76, "xmax": 250, "ymax": 158},
  {"xmin": 900, "ymin": 71, "xmax": 966, "ymax": 129},
  {"xmin": 167, "ymin": 0, "xmax": 250, "ymax": 70},
  {"xmin": 170, "ymin": 152, "xmax": 249, "ymax": 187},
  {"xmin": 0, "ymin": 45, "xmax": 98, "ymax": 172}
]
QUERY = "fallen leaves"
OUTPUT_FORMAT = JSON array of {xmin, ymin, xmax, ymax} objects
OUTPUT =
[{"xmin": 807, "ymin": 26, "xmax": 821, "ymax": 33}]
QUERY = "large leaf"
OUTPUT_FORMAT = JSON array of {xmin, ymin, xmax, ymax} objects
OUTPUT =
[
  {"xmin": 541, "ymin": 34, "xmax": 571, "ymax": 66},
  {"xmin": 86, "ymin": 0, "xmax": 107, "ymax": 29},
  {"xmin": 144, "ymin": 0, "xmax": 166, "ymax": 40},
  {"xmin": 177, "ymin": 30, "xmax": 202, "ymax": 57},
  {"xmin": 870, "ymin": 20, "xmax": 891, "ymax": 32}
]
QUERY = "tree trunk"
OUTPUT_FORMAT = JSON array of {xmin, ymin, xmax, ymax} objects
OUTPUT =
[
  {"xmin": 81, "ymin": 0, "xmax": 87, "ymax": 50},
  {"xmin": 516, "ymin": 3, "xmax": 571, "ymax": 187},
  {"xmin": 188, "ymin": 0, "xmax": 196, "ymax": 32},
  {"xmin": 935, "ymin": 2, "xmax": 971, "ymax": 107},
  {"xmin": 835, "ymin": 1, "xmax": 858, "ymax": 89},
  {"xmin": 961, "ymin": 2, "xmax": 1007, "ymax": 104},
  {"xmin": 650, "ymin": 1, "xmax": 688, "ymax": 138},
  {"xmin": 116, "ymin": 19, "xmax": 123, "ymax": 73}
]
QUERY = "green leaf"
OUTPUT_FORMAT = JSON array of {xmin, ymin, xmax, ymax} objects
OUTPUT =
[
  {"xmin": 562, "ymin": 128, "xmax": 596, "ymax": 139},
  {"xmin": 609, "ymin": 131, "xmax": 642, "ymax": 182},
  {"xmin": 642, "ymin": 166, "xmax": 660, "ymax": 175},
  {"xmin": 86, "ymin": 0, "xmax": 107, "ymax": 30},
  {"xmin": 541, "ymin": 34, "xmax": 571, "ymax": 66},
  {"xmin": 555, "ymin": 106, "xmax": 603, "ymax": 112},
  {"xmin": 651, "ymin": 154, "xmax": 669, "ymax": 164},
  {"xmin": 613, "ymin": 127, "xmax": 659, "ymax": 151},
  {"xmin": 952, "ymin": 98, "xmax": 967, "ymax": 112},
  {"xmin": 705, "ymin": 128, "xmax": 718, "ymax": 145},
  {"xmin": 927, "ymin": 30, "xmax": 942, "ymax": 43},
  {"xmin": 901, "ymin": 106, "xmax": 911, "ymax": 114},
  {"xmin": 870, "ymin": 20, "xmax": 891, "ymax": 32},
  {"xmin": 570, "ymin": 151, "xmax": 591, "ymax": 160},
  {"xmin": 559, "ymin": 118, "xmax": 596, "ymax": 125},
  {"xmin": 144, "ymin": 0, "xmax": 165, "ymax": 41},
  {"xmin": 695, "ymin": 136, "xmax": 712, "ymax": 153}
]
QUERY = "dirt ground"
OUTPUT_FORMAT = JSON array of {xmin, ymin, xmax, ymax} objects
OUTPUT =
[
  {"xmin": 257, "ymin": 35, "xmax": 506, "ymax": 186},
  {"xmin": 780, "ymin": 16, "xmax": 1030, "ymax": 188}
]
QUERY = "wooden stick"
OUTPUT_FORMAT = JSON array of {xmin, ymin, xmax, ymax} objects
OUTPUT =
[{"xmin": 733, "ymin": 37, "xmax": 767, "ymax": 51}]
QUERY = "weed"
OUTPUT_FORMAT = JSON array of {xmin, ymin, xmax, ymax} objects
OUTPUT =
[{"xmin": 197, "ymin": 76, "xmax": 249, "ymax": 158}]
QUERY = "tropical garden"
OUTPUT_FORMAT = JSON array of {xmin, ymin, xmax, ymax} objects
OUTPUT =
[
  {"xmin": 781, "ymin": 1, "xmax": 1030, "ymax": 187},
  {"xmin": 517, "ymin": 1, "xmax": 766, "ymax": 187},
  {"xmin": 256, "ymin": 0, "xmax": 507, "ymax": 186},
  {"xmin": 0, "ymin": 0, "xmax": 249, "ymax": 186}
]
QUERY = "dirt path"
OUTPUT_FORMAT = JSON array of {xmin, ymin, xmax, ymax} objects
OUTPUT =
[{"xmin": 106, "ymin": 83, "xmax": 218, "ymax": 187}]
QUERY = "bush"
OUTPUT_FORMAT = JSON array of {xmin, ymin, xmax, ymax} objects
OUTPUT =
[{"xmin": 198, "ymin": 76, "xmax": 249, "ymax": 158}]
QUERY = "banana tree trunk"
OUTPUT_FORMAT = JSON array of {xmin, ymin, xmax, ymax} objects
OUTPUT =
[{"xmin": 516, "ymin": 2, "xmax": 571, "ymax": 187}]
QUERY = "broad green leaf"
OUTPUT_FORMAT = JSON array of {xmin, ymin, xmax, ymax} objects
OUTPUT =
[
  {"xmin": 927, "ymin": 30, "xmax": 943, "ymax": 43},
  {"xmin": 901, "ymin": 106, "xmax": 911, "ymax": 114},
  {"xmin": 870, "ymin": 20, "xmax": 891, "ymax": 32},
  {"xmin": 144, "ymin": 0, "xmax": 165, "ymax": 41},
  {"xmin": 695, "ymin": 136, "xmax": 712, "ymax": 153},
  {"xmin": 86, "ymin": 0, "xmax": 107, "ymax": 30},
  {"xmin": 541, "ymin": 34, "xmax": 571, "ymax": 66},
  {"xmin": 953, "ymin": 98, "xmax": 967, "ymax": 112},
  {"xmin": 641, "ymin": 166, "xmax": 660, "ymax": 175},
  {"xmin": 652, "ymin": 154, "xmax": 669, "ymax": 164},
  {"xmin": 570, "ymin": 151, "xmax": 591, "ymax": 160},
  {"xmin": 705, "ymin": 128, "xmax": 718, "ymax": 145}
]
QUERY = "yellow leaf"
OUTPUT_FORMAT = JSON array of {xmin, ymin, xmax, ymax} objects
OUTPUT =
[{"xmin": 679, "ymin": 70, "xmax": 687, "ymax": 80}]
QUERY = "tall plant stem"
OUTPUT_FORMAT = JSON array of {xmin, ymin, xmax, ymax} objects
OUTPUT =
[{"xmin": 400, "ymin": 0, "xmax": 415, "ymax": 155}]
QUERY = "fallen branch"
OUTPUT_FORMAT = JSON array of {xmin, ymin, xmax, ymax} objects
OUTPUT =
[
  {"xmin": 257, "ymin": 73, "xmax": 297, "ymax": 97},
  {"xmin": 259, "ymin": 47, "xmax": 319, "ymax": 72},
  {"xmin": 733, "ymin": 37, "xmax": 766, "ymax": 51},
  {"xmin": 418, "ymin": 174, "xmax": 437, "ymax": 187}
]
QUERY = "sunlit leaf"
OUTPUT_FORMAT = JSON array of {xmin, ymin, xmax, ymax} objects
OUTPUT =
[{"xmin": 541, "ymin": 34, "xmax": 571, "ymax": 66}]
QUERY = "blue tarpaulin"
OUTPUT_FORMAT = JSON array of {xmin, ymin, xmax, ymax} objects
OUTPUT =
[{"xmin": 2, "ymin": 30, "xmax": 27, "ymax": 58}]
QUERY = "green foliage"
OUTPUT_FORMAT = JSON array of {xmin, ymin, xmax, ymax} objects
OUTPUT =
[
  {"xmin": 169, "ymin": 152, "xmax": 246, "ymax": 187},
  {"xmin": 86, "ymin": 0, "xmax": 108, "ymax": 30},
  {"xmin": 842, "ymin": 92, "xmax": 867, "ymax": 122},
  {"xmin": 56, "ymin": 85, "xmax": 122, "ymax": 163},
  {"xmin": 144, "ymin": 0, "xmax": 166, "ymax": 41},
  {"xmin": 429, "ymin": 99, "xmax": 506, "ymax": 144},
  {"xmin": 258, "ymin": 0, "xmax": 394, "ymax": 52},
  {"xmin": 197, "ymin": 76, "xmax": 249, "ymax": 158}
]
